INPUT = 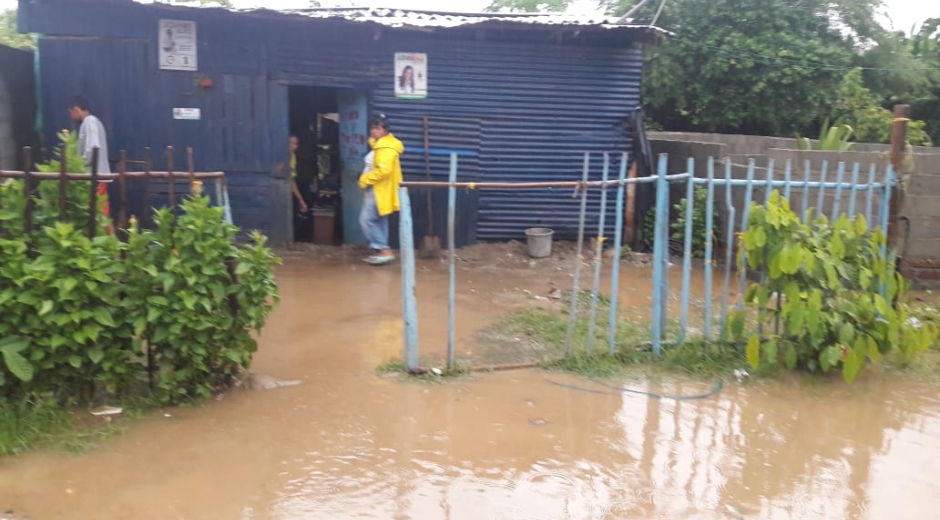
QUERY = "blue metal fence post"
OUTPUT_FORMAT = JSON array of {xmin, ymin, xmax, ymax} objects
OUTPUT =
[
  {"xmin": 719, "ymin": 160, "xmax": 736, "ymax": 341},
  {"xmin": 865, "ymin": 164, "xmax": 877, "ymax": 225},
  {"xmin": 679, "ymin": 158, "xmax": 695, "ymax": 343},
  {"xmin": 765, "ymin": 159, "xmax": 776, "ymax": 203},
  {"xmin": 831, "ymin": 162, "xmax": 846, "ymax": 221},
  {"xmin": 399, "ymin": 187, "xmax": 420, "ymax": 372},
  {"xmin": 847, "ymin": 163, "xmax": 861, "ymax": 219},
  {"xmin": 608, "ymin": 153, "xmax": 629, "ymax": 353},
  {"xmin": 802, "ymin": 160, "xmax": 811, "ymax": 222},
  {"xmin": 651, "ymin": 154, "xmax": 669, "ymax": 356},
  {"xmin": 446, "ymin": 153, "xmax": 458, "ymax": 369},
  {"xmin": 703, "ymin": 158, "xmax": 716, "ymax": 341},
  {"xmin": 587, "ymin": 153, "xmax": 611, "ymax": 356},
  {"xmin": 816, "ymin": 160, "xmax": 829, "ymax": 220},
  {"xmin": 783, "ymin": 160, "xmax": 793, "ymax": 201},
  {"xmin": 737, "ymin": 160, "xmax": 757, "ymax": 311},
  {"xmin": 565, "ymin": 153, "xmax": 591, "ymax": 357},
  {"xmin": 879, "ymin": 165, "xmax": 895, "ymax": 298}
]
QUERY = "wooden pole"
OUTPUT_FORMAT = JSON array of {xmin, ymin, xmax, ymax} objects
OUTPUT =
[
  {"xmin": 187, "ymin": 147, "xmax": 196, "ymax": 194},
  {"xmin": 166, "ymin": 146, "xmax": 175, "ymax": 208},
  {"xmin": 118, "ymin": 150, "xmax": 128, "ymax": 232},
  {"xmin": 143, "ymin": 147, "xmax": 152, "ymax": 227},
  {"xmin": 888, "ymin": 104, "xmax": 909, "ymax": 250}
]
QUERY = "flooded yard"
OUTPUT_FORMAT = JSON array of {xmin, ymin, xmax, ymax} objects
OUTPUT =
[{"xmin": 1, "ymin": 250, "xmax": 939, "ymax": 519}]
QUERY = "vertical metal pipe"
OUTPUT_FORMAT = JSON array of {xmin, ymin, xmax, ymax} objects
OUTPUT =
[
  {"xmin": 651, "ymin": 154, "xmax": 669, "ymax": 357},
  {"xmin": 783, "ymin": 159, "xmax": 793, "ymax": 201},
  {"xmin": 399, "ymin": 187, "xmax": 420, "ymax": 372},
  {"xmin": 719, "ymin": 160, "xmax": 736, "ymax": 341},
  {"xmin": 880, "ymin": 166, "xmax": 894, "ymax": 241},
  {"xmin": 865, "ymin": 164, "xmax": 877, "ymax": 225},
  {"xmin": 703, "ymin": 157, "xmax": 716, "ymax": 341},
  {"xmin": 565, "ymin": 153, "xmax": 591, "ymax": 358},
  {"xmin": 608, "ymin": 153, "xmax": 629, "ymax": 353},
  {"xmin": 758, "ymin": 160, "xmax": 775, "ymax": 338},
  {"xmin": 679, "ymin": 158, "xmax": 695, "ymax": 344},
  {"xmin": 847, "ymin": 163, "xmax": 861, "ymax": 219},
  {"xmin": 738, "ymin": 160, "xmax": 757, "ymax": 311},
  {"xmin": 586, "ymin": 153, "xmax": 610, "ymax": 356},
  {"xmin": 765, "ymin": 159, "xmax": 776, "ymax": 204},
  {"xmin": 831, "ymin": 162, "xmax": 846, "ymax": 221},
  {"xmin": 446, "ymin": 153, "xmax": 458, "ymax": 369},
  {"xmin": 816, "ymin": 160, "xmax": 829, "ymax": 220},
  {"xmin": 802, "ymin": 159, "xmax": 811, "ymax": 223}
]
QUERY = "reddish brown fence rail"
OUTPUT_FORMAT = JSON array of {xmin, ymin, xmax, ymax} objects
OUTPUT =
[{"xmin": 1, "ymin": 145, "xmax": 227, "ymax": 239}]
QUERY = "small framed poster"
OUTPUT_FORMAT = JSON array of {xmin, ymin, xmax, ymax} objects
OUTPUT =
[
  {"xmin": 159, "ymin": 20, "xmax": 198, "ymax": 71},
  {"xmin": 394, "ymin": 53, "xmax": 427, "ymax": 99}
]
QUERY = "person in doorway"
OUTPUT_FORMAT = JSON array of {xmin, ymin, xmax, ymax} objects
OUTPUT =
[
  {"xmin": 67, "ymin": 96, "xmax": 114, "ymax": 233},
  {"xmin": 358, "ymin": 114, "xmax": 404, "ymax": 266},
  {"xmin": 289, "ymin": 135, "xmax": 308, "ymax": 214}
]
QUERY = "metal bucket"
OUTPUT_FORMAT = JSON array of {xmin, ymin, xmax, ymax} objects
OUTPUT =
[{"xmin": 525, "ymin": 227, "xmax": 554, "ymax": 258}]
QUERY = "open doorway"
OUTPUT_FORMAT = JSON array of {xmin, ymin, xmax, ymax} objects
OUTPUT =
[{"xmin": 288, "ymin": 86, "xmax": 341, "ymax": 244}]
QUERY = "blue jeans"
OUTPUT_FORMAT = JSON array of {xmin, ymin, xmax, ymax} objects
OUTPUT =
[{"xmin": 359, "ymin": 188, "xmax": 389, "ymax": 251}]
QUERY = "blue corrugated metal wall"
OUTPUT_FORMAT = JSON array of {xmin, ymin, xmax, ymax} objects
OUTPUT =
[
  {"xmin": 23, "ymin": 0, "xmax": 643, "ymax": 244},
  {"xmin": 372, "ymin": 34, "xmax": 640, "ymax": 242}
]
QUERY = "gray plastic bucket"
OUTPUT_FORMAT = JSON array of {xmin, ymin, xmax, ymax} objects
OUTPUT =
[{"xmin": 525, "ymin": 228, "xmax": 554, "ymax": 258}]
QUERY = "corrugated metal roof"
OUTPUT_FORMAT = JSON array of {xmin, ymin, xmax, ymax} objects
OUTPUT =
[{"xmin": 232, "ymin": 6, "xmax": 671, "ymax": 36}]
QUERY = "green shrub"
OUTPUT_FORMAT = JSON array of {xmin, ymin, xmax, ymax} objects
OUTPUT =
[
  {"xmin": 644, "ymin": 186, "xmax": 717, "ymax": 257},
  {"xmin": 1, "ymin": 150, "xmax": 281, "ymax": 404},
  {"xmin": 728, "ymin": 191, "xmax": 937, "ymax": 382}
]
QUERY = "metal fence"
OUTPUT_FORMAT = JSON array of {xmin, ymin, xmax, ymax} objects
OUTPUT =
[{"xmin": 397, "ymin": 152, "xmax": 898, "ymax": 372}]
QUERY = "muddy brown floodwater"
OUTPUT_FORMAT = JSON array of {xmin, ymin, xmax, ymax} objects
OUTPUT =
[{"xmin": 2, "ymin": 253, "xmax": 940, "ymax": 519}]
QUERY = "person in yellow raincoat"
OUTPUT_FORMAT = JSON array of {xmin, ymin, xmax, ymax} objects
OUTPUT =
[{"xmin": 358, "ymin": 114, "xmax": 404, "ymax": 265}]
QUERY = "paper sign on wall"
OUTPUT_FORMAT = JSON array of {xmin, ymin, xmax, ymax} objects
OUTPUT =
[
  {"xmin": 394, "ymin": 53, "xmax": 427, "ymax": 99},
  {"xmin": 173, "ymin": 108, "xmax": 201, "ymax": 120},
  {"xmin": 159, "ymin": 20, "xmax": 198, "ymax": 71}
]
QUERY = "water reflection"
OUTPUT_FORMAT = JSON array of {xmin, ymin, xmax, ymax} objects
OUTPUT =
[{"xmin": 270, "ymin": 375, "xmax": 940, "ymax": 520}]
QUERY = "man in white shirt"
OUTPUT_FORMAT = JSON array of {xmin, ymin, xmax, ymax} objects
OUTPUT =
[{"xmin": 68, "ymin": 96, "xmax": 114, "ymax": 232}]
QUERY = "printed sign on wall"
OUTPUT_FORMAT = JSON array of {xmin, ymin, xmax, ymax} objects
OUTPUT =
[
  {"xmin": 159, "ymin": 20, "xmax": 198, "ymax": 71},
  {"xmin": 394, "ymin": 53, "xmax": 428, "ymax": 100}
]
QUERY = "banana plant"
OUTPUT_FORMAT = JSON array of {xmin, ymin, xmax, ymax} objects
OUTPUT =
[{"xmin": 796, "ymin": 118, "xmax": 855, "ymax": 151}]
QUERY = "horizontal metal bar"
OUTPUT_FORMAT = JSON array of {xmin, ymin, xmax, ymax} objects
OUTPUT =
[
  {"xmin": 401, "ymin": 173, "xmax": 688, "ymax": 190},
  {"xmin": 691, "ymin": 178, "xmax": 892, "ymax": 190},
  {"xmin": 403, "ymin": 146, "xmax": 478, "ymax": 157},
  {"xmin": 0, "ymin": 171, "xmax": 226, "ymax": 180}
]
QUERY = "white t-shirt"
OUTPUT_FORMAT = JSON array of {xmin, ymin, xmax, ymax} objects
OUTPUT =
[
  {"xmin": 362, "ymin": 151, "xmax": 375, "ymax": 175},
  {"xmin": 78, "ymin": 114, "xmax": 111, "ymax": 175}
]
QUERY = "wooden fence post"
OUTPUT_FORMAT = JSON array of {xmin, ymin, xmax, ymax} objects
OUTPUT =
[
  {"xmin": 187, "ymin": 147, "xmax": 196, "ymax": 194},
  {"xmin": 888, "ymin": 104, "xmax": 909, "ymax": 251},
  {"xmin": 22, "ymin": 146, "xmax": 34, "ymax": 238},
  {"xmin": 58, "ymin": 145, "xmax": 68, "ymax": 221},
  {"xmin": 166, "ymin": 146, "xmax": 175, "ymax": 208},
  {"xmin": 89, "ymin": 147, "xmax": 99, "ymax": 239},
  {"xmin": 118, "ymin": 150, "xmax": 128, "ymax": 234},
  {"xmin": 143, "ymin": 147, "xmax": 152, "ymax": 227}
]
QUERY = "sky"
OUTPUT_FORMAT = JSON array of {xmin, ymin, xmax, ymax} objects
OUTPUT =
[{"xmin": 3, "ymin": 0, "xmax": 939, "ymax": 33}]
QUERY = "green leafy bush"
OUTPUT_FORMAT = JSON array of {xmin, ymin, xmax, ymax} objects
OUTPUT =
[
  {"xmin": 125, "ymin": 192, "xmax": 280, "ymax": 404},
  {"xmin": 644, "ymin": 186, "xmax": 717, "ymax": 257},
  {"xmin": 1, "ymin": 153, "xmax": 281, "ymax": 404},
  {"xmin": 728, "ymin": 191, "xmax": 937, "ymax": 382}
]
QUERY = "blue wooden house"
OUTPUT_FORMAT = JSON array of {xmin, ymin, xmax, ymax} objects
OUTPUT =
[{"xmin": 19, "ymin": 0, "xmax": 663, "ymax": 245}]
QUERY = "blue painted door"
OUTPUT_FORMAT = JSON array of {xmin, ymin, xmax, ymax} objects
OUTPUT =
[{"xmin": 338, "ymin": 89, "xmax": 368, "ymax": 244}]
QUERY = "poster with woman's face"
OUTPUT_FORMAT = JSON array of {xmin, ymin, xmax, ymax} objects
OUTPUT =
[{"xmin": 394, "ymin": 53, "xmax": 428, "ymax": 100}]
